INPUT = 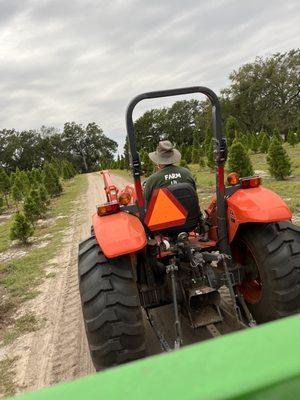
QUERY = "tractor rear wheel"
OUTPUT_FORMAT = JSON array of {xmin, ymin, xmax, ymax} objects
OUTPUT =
[
  {"xmin": 78, "ymin": 235, "xmax": 146, "ymax": 370},
  {"xmin": 237, "ymin": 221, "xmax": 300, "ymax": 323}
]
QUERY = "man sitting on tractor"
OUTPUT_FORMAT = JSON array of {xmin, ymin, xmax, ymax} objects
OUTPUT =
[{"xmin": 144, "ymin": 140, "xmax": 196, "ymax": 203}]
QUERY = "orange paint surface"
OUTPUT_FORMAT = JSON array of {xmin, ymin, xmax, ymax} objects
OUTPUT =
[
  {"xmin": 144, "ymin": 188, "xmax": 187, "ymax": 231},
  {"xmin": 227, "ymin": 186, "xmax": 292, "ymax": 242},
  {"xmin": 93, "ymin": 211, "xmax": 147, "ymax": 258}
]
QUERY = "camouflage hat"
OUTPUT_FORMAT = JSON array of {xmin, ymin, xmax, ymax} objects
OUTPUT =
[{"xmin": 148, "ymin": 140, "xmax": 181, "ymax": 165}]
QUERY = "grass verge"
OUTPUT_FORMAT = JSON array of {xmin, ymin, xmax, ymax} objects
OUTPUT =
[
  {"xmin": 0, "ymin": 174, "xmax": 88, "ymax": 323},
  {"xmin": 1, "ymin": 313, "xmax": 42, "ymax": 347},
  {"xmin": 0, "ymin": 357, "xmax": 18, "ymax": 398}
]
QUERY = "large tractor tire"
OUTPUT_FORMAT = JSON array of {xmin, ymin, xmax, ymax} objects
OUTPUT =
[
  {"xmin": 237, "ymin": 221, "xmax": 300, "ymax": 323},
  {"xmin": 78, "ymin": 235, "xmax": 146, "ymax": 370}
]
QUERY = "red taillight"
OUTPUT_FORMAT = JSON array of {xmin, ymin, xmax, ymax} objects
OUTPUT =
[
  {"xmin": 118, "ymin": 192, "xmax": 131, "ymax": 205},
  {"xmin": 240, "ymin": 176, "xmax": 261, "ymax": 189},
  {"xmin": 97, "ymin": 201, "xmax": 120, "ymax": 216}
]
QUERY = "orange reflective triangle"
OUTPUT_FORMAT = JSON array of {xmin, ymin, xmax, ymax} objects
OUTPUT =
[{"xmin": 144, "ymin": 188, "xmax": 187, "ymax": 231}]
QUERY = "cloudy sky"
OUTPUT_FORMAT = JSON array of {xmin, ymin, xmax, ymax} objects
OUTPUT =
[{"xmin": 0, "ymin": 0, "xmax": 299, "ymax": 150}]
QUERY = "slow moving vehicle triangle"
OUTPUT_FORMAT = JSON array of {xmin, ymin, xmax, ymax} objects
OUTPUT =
[{"xmin": 144, "ymin": 188, "xmax": 187, "ymax": 231}]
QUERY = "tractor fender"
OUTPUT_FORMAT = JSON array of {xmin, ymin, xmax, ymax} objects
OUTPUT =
[
  {"xmin": 227, "ymin": 186, "xmax": 292, "ymax": 243},
  {"xmin": 92, "ymin": 211, "xmax": 147, "ymax": 258}
]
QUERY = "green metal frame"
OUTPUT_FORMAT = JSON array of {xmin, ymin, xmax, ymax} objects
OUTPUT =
[{"xmin": 12, "ymin": 315, "xmax": 300, "ymax": 400}]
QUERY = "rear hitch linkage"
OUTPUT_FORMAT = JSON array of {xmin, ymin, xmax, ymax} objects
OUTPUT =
[{"xmin": 166, "ymin": 262, "xmax": 183, "ymax": 350}]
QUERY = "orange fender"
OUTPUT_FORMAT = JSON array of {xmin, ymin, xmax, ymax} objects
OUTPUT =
[
  {"xmin": 92, "ymin": 211, "xmax": 147, "ymax": 259},
  {"xmin": 227, "ymin": 187, "xmax": 292, "ymax": 243}
]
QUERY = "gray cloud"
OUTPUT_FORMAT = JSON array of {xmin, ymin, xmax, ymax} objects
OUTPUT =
[{"xmin": 0, "ymin": 0, "xmax": 299, "ymax": 151}]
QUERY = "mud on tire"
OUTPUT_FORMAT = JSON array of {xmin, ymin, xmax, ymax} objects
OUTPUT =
[
  {"xmin": 78, "ymin": 235, "xmax": 146, "ymax": 370},
  {"xmin": 239, "ymin": 221, "xmax": 300, "ymax": 323}
]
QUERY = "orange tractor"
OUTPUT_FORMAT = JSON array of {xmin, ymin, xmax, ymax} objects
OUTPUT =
[{"xmin": 78, "ymin": 86, "xmax": 300, "ymax": 370}]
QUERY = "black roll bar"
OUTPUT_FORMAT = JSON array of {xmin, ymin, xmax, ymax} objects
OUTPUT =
[{"xmin": 125, "ymin": 86, "xmax": 229, "ymax": 254}]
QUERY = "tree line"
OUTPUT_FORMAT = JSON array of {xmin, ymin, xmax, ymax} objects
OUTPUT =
[
  {"xmin": 0, "ymin": 160, "xmax": 76, "ymax": 243},
  {"xmin": 109, "ymin": 49, "xmax": 299, "ymax": 172},
  {"xmin": 0, "ymin": 122, "xmax": 117, "ymax": 173}
]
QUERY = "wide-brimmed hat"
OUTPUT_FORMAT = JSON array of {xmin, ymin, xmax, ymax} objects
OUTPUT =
[{"xmin": 148, "ymin": 140, "xmax": 181, "ymax": 165}]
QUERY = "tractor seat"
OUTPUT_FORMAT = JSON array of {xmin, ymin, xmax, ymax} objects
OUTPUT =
[{"xmin": 157, "ymin": 182, "xmax": 201, "ymax": 236}]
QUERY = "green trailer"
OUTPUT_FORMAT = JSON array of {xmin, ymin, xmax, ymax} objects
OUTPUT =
[{"xmin": 12, "ymin": 314, "xmax": 300, "ymax": 400}]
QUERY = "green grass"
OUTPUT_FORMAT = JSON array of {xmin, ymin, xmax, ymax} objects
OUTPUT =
[
  {"xmin": 0, "ymin": 174, "xmax": 88, "ymax": 317},
  {"xmin": 0, "ymin": 356, "xmax": 18, "ymax": 397},
  {"xmin": 1, "ymin": 313, "xmax": 42, "ymax": 346},
  {"xmin": 0, "ymin": 219, "xmax": 12, "ymax": 253}
]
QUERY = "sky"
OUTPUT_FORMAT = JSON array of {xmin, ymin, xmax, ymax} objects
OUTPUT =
[{"xmin": 0, "ymin": 0, "xmax": 299, "ymax": 151}]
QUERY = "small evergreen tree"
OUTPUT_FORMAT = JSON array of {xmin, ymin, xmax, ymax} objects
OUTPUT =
[
  {"xmin": 20, "ymin": 171, "xmax": 31, "ymax": 195},
  {"xmin": 10, "ymin": 211, "xmax": 34, "ymax": 244},
  {"xmin": 61, "ymin": 161, "xmax": 72, "ymax": 180},
  {"xmin": 179, "ymin": 159, "xmax": 189, "ymax": 169},
  {"xmin": 11, "ymin": 179, "xmax": 23, "ymax": 207},
  {"xmin": 251, "ymin": 135, "xmax": 260, "ymax": 153},
  {"xmin": 204, "ymin": 128, "xmax": 213, "ymax": 154},
  {"xmin": 140, "ymin": 150, "xmax": 153, "ymax": 177},
  {"xmin": 0, "ymin": 196, "xmax": 4, "ymax": 213},
  {"xmin": 191, "ymin": 147, "xmax": 199, "ymax": 163},
  {"xmin": 260, "ymin": 133, "xmax": 270, "ymax": 153},
  {"xmin": 38, "ymin": 185, "xmax": 50, "ymax": 206},
  {"xmin": 43, "ymin": 163, "xmax": 63, "ymax": 197},
  {"xmin": 272, "ymin": 128, "xmax": 283, "ymax": 143},
  {"xmin": 207, "ymin": 142, "xmax": 215, "ymax": 171},
  {"xmin": 10, "ymin": 171, "xmax": 16, "ymax": 187},
  {"xmin": 267, "ymin": 138, "xmax": 292, "ymax": 180},
  {"xmin": 184, "ymin": 147, "xmax": 192, "ymax": 164},
  {"xmin": 23, "ymin": 191, "xmax": 40, "ymax": 222},
  {"xmin": 228, "ymin": 140, "xmax": 254, "ymax": 177},
  {"xmin": 0, "ymin": 168, "xmax": 11, "ymax": 206},
  {"xmin": 225, "ymin": 116, "xmax": 239, "ymax": 147},
  {"xmin": 192, "ymin": 130, "xmax": 200, "ymax": 149},
  {"xmin": 287, "ymin": 131, "xmax": 297, "ymax": 147}
]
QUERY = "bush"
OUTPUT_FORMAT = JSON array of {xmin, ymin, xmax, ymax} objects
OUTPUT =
[
  {"xmin": 227, "ymin": 140, "xmax": 254, "ymax": 177},
  {"xmin": 10, "ymin": 212, "xmax": 34, "ymax": 244},
  {"xmin": 267, "ymin": 138, "xmax": 292, "ymax": 180}
]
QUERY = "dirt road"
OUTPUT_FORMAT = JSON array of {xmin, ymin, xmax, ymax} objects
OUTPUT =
[{"xmin": 0, "ymin": 172, "xmax": 239, "ymax": 397}]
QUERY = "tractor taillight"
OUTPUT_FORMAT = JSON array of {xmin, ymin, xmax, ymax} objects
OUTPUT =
[
  {"xmin": 227, "ymin": 172, "xmax": 239, "ymax": 186},
  {"xmin": 240, "ymin": 176, "xmax": 261, "ymax": 189},
  {"xmin": 97, "ymin": 201, "xmax": 120, "ymax": 216},
  {"xmin": 118, "ymin": 192, "xmax": 131, "ymax": 205}
]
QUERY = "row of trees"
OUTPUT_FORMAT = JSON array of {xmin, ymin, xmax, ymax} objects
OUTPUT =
[
  {"xmin": 108, "ymin": 49, "xmax": 299, "ymax": 173},
  {"xmin": 0, "ymin": 122, "xmax": 117, "ymax": 173},
  {"xmin": 227, "ymin": 137, "xmax": 292, "ymax": 180},
  {"xmin": 110, "ymin": 122, "xmax": 298, "ymax": 180},
  {"xmin": 0, "ymin": 160, "xmax": 76, "ymax": 243}
]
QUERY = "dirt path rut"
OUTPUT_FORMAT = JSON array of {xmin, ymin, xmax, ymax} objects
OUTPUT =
[{"xmin": 0, "ymin": 173, "xmax": 115, "ymax": 395}]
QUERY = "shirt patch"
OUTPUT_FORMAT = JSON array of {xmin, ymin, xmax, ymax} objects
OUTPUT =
[{"xmin": 164, "ymin": 173, "xmax": 181, "ymax": 180}]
